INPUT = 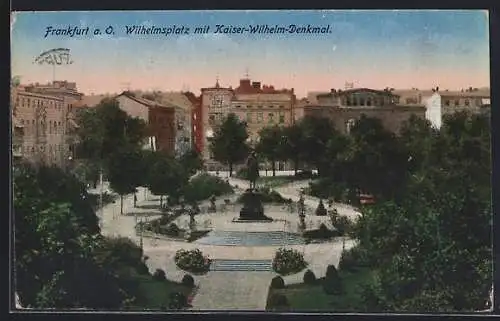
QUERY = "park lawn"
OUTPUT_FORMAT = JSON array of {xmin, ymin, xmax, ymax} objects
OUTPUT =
[
  {"xmin": 267, "ymin": 267, "xmax": 373, "ymax": 312},
  {"xmin": 131, "ymin": 274, "xmax": 193, "ymax": 310}
]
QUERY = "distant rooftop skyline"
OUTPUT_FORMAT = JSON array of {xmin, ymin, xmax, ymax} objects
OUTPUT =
[{"xmin": 11, "ymin": 10, "xmax": 490, "ymax": 97}]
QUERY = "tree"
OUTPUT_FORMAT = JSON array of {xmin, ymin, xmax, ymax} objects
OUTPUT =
[
  {"xmin": 13, "ymin": 162, "xmax": 133, "ymax": 309},
  {"xmin": 107, "ymin": 146, "xmax": 146, "ymax": 215},
  {"xmin": 298, "ymin": 116, "xmax": 336, "ymax": 176},
  {"xmin": 280, "ymin": 123, "xmax": 304, "ymax": 175},
  {"xmin": 343, "ymin": 115, "xmax": 410, "ymax": 201},
  {"xmin": 178, "ymin": 148, "xmax": 204, "ymax": 177},
  {"xmin": 352, "ymin": 112, "xmax": 492, "ymax": 312},
  {"xmin": 145, "ymin": 152, "xmax": 188, "ymax": 207},
  {"xmin": 256, "ymin": 126, "xmax": 282, "ymax": 176},
  {"xmin": 75, "ymin": 98, "xmax": 147, "ymax": 179},
  {"xmin": 209, "ymin": 113, "xmax": 249, "ymax": 176}
]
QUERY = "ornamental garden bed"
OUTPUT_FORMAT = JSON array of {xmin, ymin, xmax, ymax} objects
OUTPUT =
[
  {"xmin": 174, "ymin": 249, "xmax": 211, "ymax": 275},
  {"xmin": 272, "ymin": 248, "xmax": 308, "ymax": 276}
]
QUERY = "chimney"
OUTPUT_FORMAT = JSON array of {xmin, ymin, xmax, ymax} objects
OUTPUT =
[{"xmin": 252, "ymin": 82, "xmax": 261, "ymax": 89}]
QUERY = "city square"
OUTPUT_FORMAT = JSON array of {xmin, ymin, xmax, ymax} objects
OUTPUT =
[{"xmin": 11, "ymin": 10, "xmax": 493, "ymax": 313}]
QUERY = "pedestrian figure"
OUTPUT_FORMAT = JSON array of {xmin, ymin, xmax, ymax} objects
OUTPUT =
[{"xmin": 134, "ymin": 194, "xmax": 138, "ymax": 208}]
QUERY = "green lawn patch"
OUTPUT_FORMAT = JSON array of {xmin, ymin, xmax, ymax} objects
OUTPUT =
[
  {"xmin": 131, "ymin": 274, "xmax": 193, "ymax": 311},
  {"xmin": 267, "ymin": 267, "xmax": 373, "ymax": 312}
]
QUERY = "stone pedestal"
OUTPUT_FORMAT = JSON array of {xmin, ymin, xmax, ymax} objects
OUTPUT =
[{"xmin": 234, "ymin": 189, "xmax": 273, "ymax": 222}]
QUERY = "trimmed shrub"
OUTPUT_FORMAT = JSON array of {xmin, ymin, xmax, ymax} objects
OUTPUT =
[
  {"xmin": 270, "ymin": 276, "xmax": 285, "ymax": 289},
  {"xmin": 152, "ymin": 268, "xmax": 166, "ymax": 281},
  {"xmin": 272, "ymin": 248, "xmax": 308, "ymax": 275},
  {"xmin": 268, "ymin": 294, "xmax": 290, "ymax": 311},
  {"xmin": 168, "ymin": 292, "xmax": 188, "ymax": 310},
  {"xmin": 174, "ymin": 249, "xmax": 211, "ymax": 274},
  {"xmin": 183, "ymin": 173, "xmax": 234, "ymax": 204},
  {"xmin": 323, "ymin": 265, "xmax": 342, "ymax": 295},
  {"xmin": 315, "ymin": 199, "xmax": 327, "ymax": 216},
  {"xmin": 303, "ymin": 269, "xmax": 317, "ymax": 285},
  {"xmin": 182, "ymin": 274, "xmax": 195, "ymax": 288}
]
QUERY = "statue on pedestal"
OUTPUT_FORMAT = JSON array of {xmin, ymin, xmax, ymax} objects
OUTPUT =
[
  {"xmin": 235, "ymin": 150, "xmax": 272, "ymax": 222},
  {"xmin": 246, "ymin": 151, "xmax": 259, "ymax": 190}
]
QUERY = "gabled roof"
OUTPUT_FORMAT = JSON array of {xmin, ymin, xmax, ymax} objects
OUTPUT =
[{"xmin": 116, "ymin": 92, "xmax": 174, "ymax": 110}]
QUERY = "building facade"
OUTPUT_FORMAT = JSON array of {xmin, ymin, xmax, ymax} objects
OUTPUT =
[
  {"xmin": 19, "ymin": 81, "xmax": 84, "ymax": 165},
  {"xmin": 184, "ymin": 92, "xmax": 203, "ymax": 154},
  {"xmin": 115, "ymin": 93, "xmax": 176, "ymax": 154},
  {"xmin": 11, "ymin": 86, "xmax": 69, "ymax": 165},
  {"xmin": 200, "ymin": 78, "xmax": 296, "ymax": 168},
  {"xmin": 305, "ymin": 88, "xmax": 426, "ymax": 135},
  {"xmin": 394, "ymin": 87, "xmax": 491, "ymax": 129}
]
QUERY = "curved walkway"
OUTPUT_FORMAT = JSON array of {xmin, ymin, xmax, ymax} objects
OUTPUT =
[{"xmin": 92, "ymin": 176, "xmax": 360, "ymax": 310}]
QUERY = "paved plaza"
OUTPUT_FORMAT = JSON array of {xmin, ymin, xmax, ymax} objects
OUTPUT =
[{"xmin": 93, "ymin": 172, "xmax": 360, "ymax": 310}]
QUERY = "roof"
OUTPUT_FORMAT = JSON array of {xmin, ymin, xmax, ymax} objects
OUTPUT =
[
  {"xmin": 155, "ymin": 92, "xmax": 193, "ymax": 111},
  {"xmin": 305, "ymin": 91, "xmax": 330, "ymax": 104},
  {"xmin": 317, "ymin": 88, "xmax": 399, "ymax": 98},
  {"xmin": 392, "ymin": 89, "xmax": 436, "ymax": 98},
  {"xmin": 74, "ymin": 94, "xmax": 113, "ymax": 108},
  {"xmin": 15, "ymin": 89, "xmax": 64, "ymax": 101},
  {"xmin": 117, "ymin": 92, "xmax": 174, "ymax": 110},
  {"xmin": 393, "ymin": 88, "xmax": 490, "ymax": 98},
  {"xmin": 439, "ymin": 89, "xmax": 490, "ymax": 98}
]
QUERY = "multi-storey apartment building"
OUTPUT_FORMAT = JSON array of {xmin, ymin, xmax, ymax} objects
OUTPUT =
[
  {"xmin": 150, "ymin": 92, "xmax": 193, "ymax": 157},
  {"xmin": 115, "ymin": 92, "xmax": 176, "ymax": 154},
  {"xmin": 394, "ymin": 87, "xmax": 491, "ymax": 129},
  {"xmin": 183, "ymin": 92, "xmax": 203, "ymax": 154},
  {"xmin": 201, "ymin": 78, "xmax": 296, "ymax": 169},
  {"xmin": 12, "ymin": 86, "xmax": 69, "ymax": 165},
  {"xmin": 304, "ymin": 88, "xmax": 426, "ymax": 135},
  {"xmin": 19, "ymin": 81, "xmax": 84, "ymax": 164}
]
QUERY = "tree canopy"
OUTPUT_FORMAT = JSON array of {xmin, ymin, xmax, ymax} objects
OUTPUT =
[{"xmin": 209, "ymin": 113, "xmax": 249, "ymax": 176}]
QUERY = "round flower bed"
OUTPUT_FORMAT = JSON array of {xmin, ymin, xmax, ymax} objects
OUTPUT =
[
  {"xmin": 272, "ymin": 248, "xmax": 308, "ymax": 275},
  {"xmin": 174, "ymin": 249, "xmax": 212, "ymax": 274}
]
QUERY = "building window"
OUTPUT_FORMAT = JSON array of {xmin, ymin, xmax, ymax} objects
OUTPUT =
[
  {"xmin": 268, "ymin": 113, "xmax": 275, "ymax": 123},
  {"xmin": 235, "ymin": 105, "xmax": 241, "ymax": 108},
  {"xmin": 279, "ymin": 105, "xmax": 284, "ymax": 109},
  {"xmin": 444, "ymin": 100, "xmax": 450, "ymax": 106},
  {"xmin": 247, "ymin": 105, "xmax": 252, "ymax": 109},
  {"xmin": 465, "ymin": 99, "xmax": 470, "ymax": 106},
  {"xmin": 475, "ymin": 99, "xmax": 482, "ymax": 106},
  {"xmin": 346, "ymin": 118, "xmax": 356, "ymax": 134},
  {"xmin": 49, "ymin": 121, "xmax": 52, "ymax": 134},
  {"xmin": 257, "ymin": 112, "xmax": 263, "ymax": 123},
  {"xmin": 279, "ymin": 112, "xmax": 285, "ymax": 124},
  {"xmin": 367, "ymin": 98, "xmax": 372, "ymax": 106},
  {"xmin": 258, "ymin": 105, "xmax": 263, "ymax": 109},
  {"xmin": 454, "ymin": 100, "xmax": 460, "ymax": 106},
  {"xmin": 346, "ymin": 97, "xmax": 352, "ymax": 106},
  {"xmin": 269, "ymin": 105, "xmax": 274, "ymax": 109},
  {"xmin": 247, "ymin": 112, "xmax": 253, "ymax": 123}
]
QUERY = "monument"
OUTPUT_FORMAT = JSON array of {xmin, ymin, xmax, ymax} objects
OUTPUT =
[{"xmin": 235, "ymin": 151, "xmax": 273, "ymax": 222}]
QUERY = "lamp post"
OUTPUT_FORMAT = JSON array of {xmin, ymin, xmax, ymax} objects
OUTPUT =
[{"xmin": 140, "ymin": 217, "xmax": 144, "ymax": 250}]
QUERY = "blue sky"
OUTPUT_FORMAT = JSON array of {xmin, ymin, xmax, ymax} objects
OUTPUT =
[{"xmin": 11, "ymin": 10, "xmax": 490, "ymax": 96}]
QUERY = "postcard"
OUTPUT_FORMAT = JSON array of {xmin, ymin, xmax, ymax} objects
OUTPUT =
[{"xmin": 11, "ymin": 10, "xmax": 492, "ymax": 313}]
